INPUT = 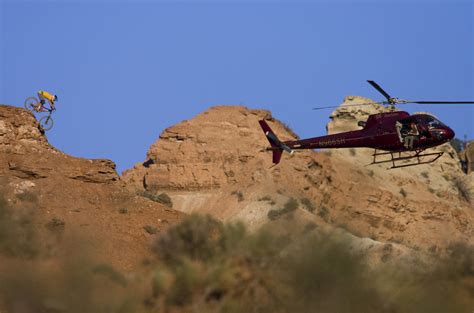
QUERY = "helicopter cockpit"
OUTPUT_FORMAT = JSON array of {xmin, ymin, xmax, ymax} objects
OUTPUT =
[{"xmin": 412, "ymin": 114, "xmax": 447, "ymax": 130}]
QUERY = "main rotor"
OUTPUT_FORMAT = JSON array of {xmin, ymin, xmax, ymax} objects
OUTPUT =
[{"xmin": 312, "ymin": 80, "xmax": 474, "ymax": 111}]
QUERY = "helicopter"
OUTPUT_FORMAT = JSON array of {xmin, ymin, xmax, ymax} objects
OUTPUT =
[{"xmin": 259, "ymin": 80, "xmax": 474, "ymax": 169}]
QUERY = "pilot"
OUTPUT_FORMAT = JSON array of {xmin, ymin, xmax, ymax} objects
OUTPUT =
[{"xmin": 404, "ymin": 122, "xmax": 419, "ymax": 149}]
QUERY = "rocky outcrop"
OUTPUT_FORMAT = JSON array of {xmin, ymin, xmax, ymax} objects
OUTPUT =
[
  {"xmin": 123, "ymin": 106, "xmax": 279, "ymax": 191},
  {"xmin": 460, "ymin": 141, "xmax": 474, "ymax": 174},
  {"xmin": 123, "ymin": 101, "xmax": 473, "ymax": 260},
  {"xmin": 0, "ymin": 105, "xmax": 182, "ymax": 270}
]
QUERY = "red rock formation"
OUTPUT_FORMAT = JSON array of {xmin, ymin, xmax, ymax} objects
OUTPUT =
[{"xmin": 0, "ymin": 105, "xmax": 182, "ymax": 270}]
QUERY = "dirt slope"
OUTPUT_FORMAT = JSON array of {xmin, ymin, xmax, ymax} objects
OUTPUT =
[
  {"xmin": 0, "ymin": 105, "xmax": 182, "ymax": 270},
  {"xmin": 123, "ymin": 101, "xmax": 473, "ymax": 263}
]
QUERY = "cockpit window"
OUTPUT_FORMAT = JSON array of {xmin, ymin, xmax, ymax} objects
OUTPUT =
[{"xmin": 415, "ymin": 115, "xmax": 446, "ymax": 129}]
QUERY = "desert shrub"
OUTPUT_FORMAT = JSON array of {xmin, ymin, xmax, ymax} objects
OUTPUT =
[
  {"xmin": 318, "ymin": 206, "xmax": 329, "ymax": 221},
  {"xmin": 118, "ymin": 208, "xmax": 129, "ymax": 214},
  {"xmin": 399, "ymin": 188, "xmax": 407, "ymax": 198},
  {"xmin": 281, "ymin": 121, "xmax": 300, "ymax": 139},
  {"xmin": 0, "ymin": 198, "xmax": 38, "ymax": 258},
  {"xmin": 148, "ymin": 214, "xmax": 474, "ymax": 312},
  {"xmin": 0, "ymin": 196, "xmax": 138, "ymax": 313},
  {"xmin": 231, "ymin": 191, "xmax": 244, "ymax": 202},
  {"xmin": 155, "ymin": 214, "xmax": 224, "ymax": 263},
  {"xmin": 47, "ymin": 217, "xmax": 65, "ymax": 231},
  {"xmin": 166, "ymin": 259, "xmax": 200, "ymax": 306},
  {"xmin": 449, "ymin": 138, "xmax": 464, "ymax": 153},
  {"xmin": 144, "ymin": 225, "xmax": 159, "ymax": 235},
  {"xmin": 140, "ymin": 191, "xmax": 173, "ymax": 208},
  {"xmin": 92, "ymin": 264, "xmax": 128, "ymax": 287},
  {"xmin": 421, "ymin": 171, "xmax": 429, "ymax": 179},
  {"xmin": 15, "ymin": 191, "xmax": 38, "ymax": 202},
  {"xmin": 349, "ymin": 148, "xmax": 356, "ymax": 156},
  {"xmin": 267, "ymin": 198, "xmax": 298, "ymax": 220},
  {"xmin": 258, "ymin": 195, "xmax": 272, "ymax": 202},
  {"xmin": 445, "ymin": 242, "xmax": 474, "ymax": 277},
  {"xmin": 453, "ymin": 177, "xmax": 471, "ymax": 203},
  {"xmin": 301, "ymin": 198, "xmax": 316, "ymax": 213}
]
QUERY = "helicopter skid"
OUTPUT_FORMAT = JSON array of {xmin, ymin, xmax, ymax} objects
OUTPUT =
[{"xmin": 370, "ymin": 149, "xmax": 444, "ymax": 169}]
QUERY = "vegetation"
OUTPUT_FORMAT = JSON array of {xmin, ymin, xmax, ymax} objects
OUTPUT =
[
  {"xmin": 148, "ymin": 214, "xmax": 474, "ymax": 313},
  {"xmin": 0, "ymin": 196, "xmax": 473, "ymax": 313},
  {"xmin": 267, "ymin": 198, "xmax": 298, "ymax": 220},
  {"xmin": 140, "ymin": 191, "xmax": 173, "ymax": 208},
  {"xmin": 300, "ymin": 197, "xmax": 316, "ymax": 213},
  {"xmin": 453, "ymin": 177, "xmax": 471, "ymax": 203},
  {"xmin": 144, "ymin": 225, "xmax": 159, "ymax": 235},
  {"xmin": 281, "ymin": 121, "xmax": 300, "ymax": 139},
  {"xmin": 318, "ymin": 206, "xmax": 330, "ymax": 222},
  {"xmin": 47, "ymin": 217, "xmax": 65, "ymax": 231},
  {"xmin": 399, "ymin": 188, "xmax": 408, "ymax": 198},
  {"xmin": 258, "ymin": 195, "xmax": 272, "ymax": 201},
  {"xmin": 449, "ymin": 137, "xmax": 464, "ymax": 153},
  {"xmin": 231, "ymin": 191, "xmax": 244, "ymax": 202},
  {"xmin": 118, "ymin": 208, "xmax": 129, "ymax": 214}
]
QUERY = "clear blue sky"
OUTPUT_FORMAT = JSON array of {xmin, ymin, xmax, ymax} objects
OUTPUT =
[{"xmin": 1, "ymin": 0, "xmax": 472, "ymax": 174}]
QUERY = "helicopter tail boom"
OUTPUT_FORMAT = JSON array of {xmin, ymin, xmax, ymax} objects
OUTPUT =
[{"xmin": 259, "ymin": 120, "xmax": 293, "ymax": 164}]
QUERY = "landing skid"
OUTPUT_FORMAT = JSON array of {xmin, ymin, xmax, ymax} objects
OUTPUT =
[{"xmin": 370, "ymin": 149, "xmax": 444, "ymax": 169}]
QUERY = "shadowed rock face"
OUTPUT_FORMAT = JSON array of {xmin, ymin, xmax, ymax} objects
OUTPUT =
[
  {"xmin": 0, "ymin": 105, "xmax": 182, "ymax": 270},
  {"xmin": 123, "ymin": 102, "xmax": 473, "ymax": 262},
  {"xmin": 460, "ymin": 141, "xmax": 474, "ymax": 174}
]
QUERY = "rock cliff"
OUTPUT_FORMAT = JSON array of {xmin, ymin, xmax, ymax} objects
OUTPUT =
[
  {"xmin": 123, "ymin": 101, "xmax": 473, "ymax": 263},
  {"xmin": 0, "ymin": 105, "xmax": 182, "ymax": 270}
]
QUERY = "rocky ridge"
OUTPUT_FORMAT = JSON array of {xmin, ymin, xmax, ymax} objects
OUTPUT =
[
  {"xmin": 0, "ymin": 105, "xmax": 182, "ymax": 270},
  {"xmin": 123, "ymin": 100, "xmax": 474, "ymax": 264}
]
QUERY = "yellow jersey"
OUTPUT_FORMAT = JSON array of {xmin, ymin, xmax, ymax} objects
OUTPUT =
[{"xmin": 38, "ymin": 90, "xmax": 55, "ymax": 102}]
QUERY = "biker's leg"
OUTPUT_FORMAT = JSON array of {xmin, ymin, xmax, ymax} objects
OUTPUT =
[{"xmin": 37, "ymin": 94, "xmax": 46, "ymax": 111}]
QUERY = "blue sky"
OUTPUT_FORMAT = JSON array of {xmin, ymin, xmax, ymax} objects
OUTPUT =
[{"xmin": 1, "ymin": 0, "xmax": 472, "ymax": 173}]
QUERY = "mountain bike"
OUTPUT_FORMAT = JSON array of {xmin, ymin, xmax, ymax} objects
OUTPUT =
[{"xmin": 24, "ymin": 96, "xmax": 55, "ymax": 131}]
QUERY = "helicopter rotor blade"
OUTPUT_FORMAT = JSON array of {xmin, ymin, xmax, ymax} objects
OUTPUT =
[
  {"xmin": 405, "ymin": 101, "xmax": 474, "ymax": 104},
  {"xmin": 367, "ymin": 80, "xmax": 392, "ymax": 101},
  {"xmin": 312, "ymin": 101, "xmax": 387, "ymax": 110}
]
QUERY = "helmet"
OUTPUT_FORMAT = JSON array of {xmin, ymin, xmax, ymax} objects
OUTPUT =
[{"xmin": 54, "ymin": 95, "xmax": 58, "ymax": 101}]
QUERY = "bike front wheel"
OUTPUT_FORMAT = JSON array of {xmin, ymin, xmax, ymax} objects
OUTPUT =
[
  {"xmin": 39, "ymin": 115, "xmax": 54, "ymax": 131},
  {"xmin": 24, "ymin": 97, "xmax": 39, "ymax": 112}
]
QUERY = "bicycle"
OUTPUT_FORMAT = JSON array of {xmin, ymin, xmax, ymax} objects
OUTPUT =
[{"xmin": 24, "ymin": 96, "xmax": 56, "ymax": 131}]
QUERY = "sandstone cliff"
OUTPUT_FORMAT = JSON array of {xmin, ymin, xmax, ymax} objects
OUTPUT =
[
  {"xmin": 0, "ymin": 105, "xmax": 182, "ymax": 270},
  {"xmin": 123, "ymin": 101, "xmax": 473, "ymax": 263}
]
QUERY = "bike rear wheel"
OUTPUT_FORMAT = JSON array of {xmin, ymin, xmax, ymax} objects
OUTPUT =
[
  {"xmin": 39, "ymin": 115, "xmax": 54, "ymax": 131},
  {"xmin": 24, "ymin": 97, "xmax": 39, "ymax": 112}
]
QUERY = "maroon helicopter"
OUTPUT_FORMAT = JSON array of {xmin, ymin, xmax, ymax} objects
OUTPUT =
[{"xmin": 260, "ymin": 80, "xmax": 474, "ymax": 168}]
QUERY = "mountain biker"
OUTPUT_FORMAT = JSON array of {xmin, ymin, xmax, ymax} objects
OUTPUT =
[{"xmin": 37, "ymin": 90, "xmax": 58, "ymax": 111}]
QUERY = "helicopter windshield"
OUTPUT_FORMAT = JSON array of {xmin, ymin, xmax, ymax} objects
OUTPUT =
[{"xmin": 415, "ymin": 115, "xmax": 446, "ymax": 129}]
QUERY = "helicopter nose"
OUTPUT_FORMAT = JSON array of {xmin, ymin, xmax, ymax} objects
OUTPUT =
[{"xmin": 445, "ymin": 127, "xmax": 455, "ymax": 140}]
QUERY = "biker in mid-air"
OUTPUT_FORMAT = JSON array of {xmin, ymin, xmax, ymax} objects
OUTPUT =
[{"xmin": 36, "ymin": 90, "xmax": 58, "ymax": 112}]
